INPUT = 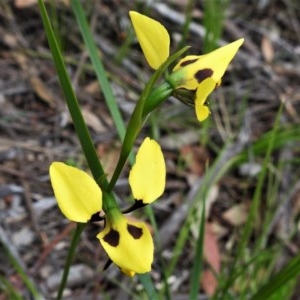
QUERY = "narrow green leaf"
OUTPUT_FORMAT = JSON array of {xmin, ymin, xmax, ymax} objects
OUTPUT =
[
  {"xmin": 250, "ymin": 253, "xmax": 300, "ymax": 300},
  {"xmin": 0, "ymin": 275, "xmax": 23, "ymax": 300},
  {"xmin": 189, "ymin": 198, "xmax": 206, "ymax": 300},
  {"xmin": 1, "ymin": 241, "xmax": 42, "ymax": 300},
  {"xmin": 138, "ymin": 273, "xmax": 160, "ymax": 300},
  {"xmin": 37, "ymin": 0, "xmax": 108, "ymax": 189},
  {"xmin": 37, "ymin": 2, "xmax": 109, "ymax": 299},
  {"xmin": 56, "ymin": 224, "xmax": 86, "ymax": 300},
  {"xmin": 71, "ymin": 0, "xmax": 126, "ymax": 143}
]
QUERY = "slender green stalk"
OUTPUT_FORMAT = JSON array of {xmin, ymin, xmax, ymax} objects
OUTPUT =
[
  {"xmin": 0, "ymin": 275, "xmax": 23, "ymax": 300},
  {"xmin": 2, "ymin": 241, "xmax": 42, "ymax": 299},
  {"xmin": 138, "ymin": 273, "xmax": 160, "ymax": 300},
  {"xmin": 71, "ymin": 0, "xmax": 127, "ymax": 145},
  {"xmin": 144, "ymin": 205, "xmax": 171, "ymax": 300},
  {"xmin": 56, "ymin": 224, "xmax": 86, "ymax": 300},
  {"xmin": 108, "ymin": 46, "xmax": 189, "ymax": 192},
  {"xmin": 189, "ymin": 197, "xmax": 206, "ymax": 300}
]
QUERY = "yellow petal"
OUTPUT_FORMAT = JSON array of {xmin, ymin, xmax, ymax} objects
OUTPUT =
[
  {"xmin": 196, "ymin": 104, "xmax": 210, "ymax": 122},
  {"xmin": 172, "ymin": 38, "xmax": 244, "ymax": 90},
  {"xmin": 173, "ymin": 55, "xmax": 201, "ymax": 72},
  {"xmin": 97, "ymin": 215, "xmax": 153, "ymax": 275},
  {"xmin": 196, "ymin": 77, "xmax": 216, "ymax": 105},
  {"xmin": 195, "ymin": 78, "xmax": 216, "ymax": 121},
  {"xmin": 49, "ymin": 162, "xmax": 102, "ymax": 222},
  {"xmin": 129, "ymin": 11, "xmax": 170, "ymax": 70},
  {"xmin": 121, "ymin": 269, "xmax": 135, "ymax": 277},
  {"xmin": 129, "ymin": 137, "xmax": 166, "ymax": 204}
]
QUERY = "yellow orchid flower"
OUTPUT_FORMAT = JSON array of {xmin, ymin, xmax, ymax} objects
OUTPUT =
[
  {"xmin": 97, "ymin": 210, "xmax": 153, "ymax": 277},
  {"xmin": 49, "ymin": 137, "xmax": 165, "ymax": 276},
  {"xmin": 171, "ymin": 38, "xmax": 244, "ymax": 90},
  {"xmin": 129, "ymin": 11, "xmax": 244, "ymax": 122},
  {"xmin": 129, "ymin": 11, "xmax": 170, "ymax": 70},
  {"xmin": 169, "ymin": 38, "xmax": 243, "ymax": 122}
]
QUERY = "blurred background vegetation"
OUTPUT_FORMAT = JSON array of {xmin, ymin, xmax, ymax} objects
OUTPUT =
[{"xmin": 0, "ymin": 0, "xmax": 300, "ymax": 299}]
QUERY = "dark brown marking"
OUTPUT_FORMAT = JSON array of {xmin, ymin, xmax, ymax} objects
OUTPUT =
[
  {"xmin": 103, "ymin": 228, "xmax": 120, "ymax": 247},
  {"xmin": 127, "ymin": 224, "xmax": 143, "ymax": 239},
  {"xmin": 195, "ymin": 68, "xmax": 213, "ymax": 84},
  {"xmin": 89, "ymin": 212, "xmax": 104, "ymax": 222},
  {"xmin": 179, "ymin": 58, "xmax": 198, "ymax": 67},
  {"xmin": 103, "ymin": 258, "xmax": 113, "ymax": 271},
  {"xmin": 122, "ymin": 200, "xmax": 146, "ymax": 214}
]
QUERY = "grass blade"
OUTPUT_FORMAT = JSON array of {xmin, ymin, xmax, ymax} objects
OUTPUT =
[
  {"xmin": 189, "ymin": 198, "xmax": 206, "ymax": 300},
  {"xmin": 71, "ymin": 0, "xmax": 126, "ymax": 143},
  {"xmin": 37, "ymin": 0, "xmax": 108, "ymax": 188},
  {"xmin": 250, "ymin": 253, "xmax": 300, "ymax": 300},
  {"xmin": 1, "ymin": 241, "xmax": 42, "ymax": 300}
]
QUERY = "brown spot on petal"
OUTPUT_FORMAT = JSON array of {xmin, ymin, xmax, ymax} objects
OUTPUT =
[
  {"xmin": 127, "ymin": 224, "xmax": 143, "ymax": 239},
  {"xmin": 195, "ymin": 68, "xmax": 213, "ymax": 84},
  {"xmin": 180, "ymin": 58, "xmax": 198, "ymax": 67},
  {"xmin": 89, "ymin": 212, "xmax": 104, "ymax": 222},
  {"xmin": 103, "ymin": 228, "xmax": 120, "ymax": 247}
]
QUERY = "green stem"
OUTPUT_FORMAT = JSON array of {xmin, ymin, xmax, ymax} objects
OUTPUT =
[
  {"xmin": 56, "ymin": 223, "xmax": 86, "ymax": 300},
  {"xmin": 108, "ymin": 47, "xmax": 189, "ymax": 192},
  {"xmin": 142, "ymin": 82, "xmax": 173, "ymax": 117},
  {"xmin": 107, "ymin": 71, "xmax": 165, "ymax": 191}
]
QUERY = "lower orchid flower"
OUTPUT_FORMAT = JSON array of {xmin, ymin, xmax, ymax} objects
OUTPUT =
[{"xmin": 49, "ymin": 137, "xmax": 166, "ymax": 276}]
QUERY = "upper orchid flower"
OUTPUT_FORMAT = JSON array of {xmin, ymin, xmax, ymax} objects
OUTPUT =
[
  {"xmin": 49, "ymin": 137, "xmax": 166, "ymax": 276},
  {"xmin": 129, "ymin": 11, "xmax": 244, "ymax": 122}
]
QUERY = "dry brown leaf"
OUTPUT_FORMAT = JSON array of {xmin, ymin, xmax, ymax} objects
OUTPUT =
[
  {"xmin": 84, "ymin": 80, "xmax": 100, "ymax": 95},
  {"xmin": 97, "ymin": 143, "xmax": 120, "ymax": 180},
  {"xmin": 81, "ymin": 108, "xmax": 106, "ymax": 133},
  {"xmin": 180, "ymin": 145, "xmax": 210, "ymax": 176},
  {"xmin": 2, "ymin": 32, "xmax": 18, "ymax": 48},
  {"xmin": 204, "ymin": 223, "xmax": 221, "ymax": 273},
  {"xmin": 201, "ymin": 269, "xmax": 218, "ymax": 297},
  {"xmin": 261, "ymin": 36, "xmax": 274, "ymax": 63},
  {"xmin": 15, "ymin": 0, "xmax": 37, "ymax": 8},
  {"xmin": 222, "ymin": 202, "xmax": 248, "ymax": 226},
  {"xmin": 15, "ymin": 0, "xmax": 69, "ymax": 8},
  {"xmin": 12, "ymin": 52, "xmax": 28, "ymax": 68},
  {"xmin": 210, "ymin": 221, "xmax": 228, "ymax": 240},
  {"xmin": 30, "ymin": 77, "xmax": 56, "ymax": 107},
  {"xmin": 191, "ymin": 185, "xmax": 219, "ymax": 238},
  {"xmin": 200, "ymin": 223, "xmax": 220, "ymax": 296}
]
